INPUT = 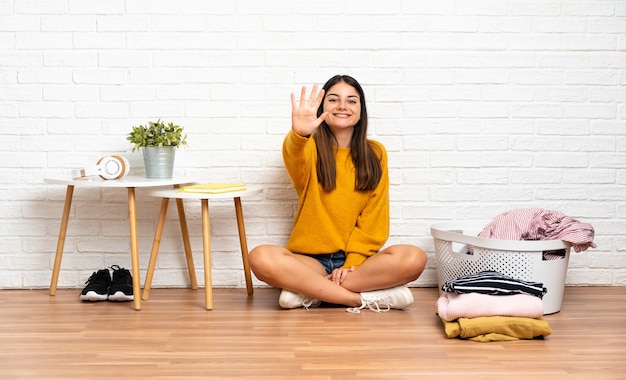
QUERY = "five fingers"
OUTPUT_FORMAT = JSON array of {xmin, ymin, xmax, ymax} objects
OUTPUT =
[{"xmin": 292, "ymin": 85, "xmax": 324, "ymax": 110}]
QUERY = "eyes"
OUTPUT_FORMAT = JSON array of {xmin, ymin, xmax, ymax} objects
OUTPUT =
[{"xmin": 326, "ymin": 97, "xmax": 359, "ymax": 105}]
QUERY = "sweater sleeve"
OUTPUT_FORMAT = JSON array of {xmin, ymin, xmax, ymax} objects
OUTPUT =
[
  {"xmin": 282, "ymin": 129, "xmax": 315, "ymax": 196},
  {"xmin": 342, "ymin": 142, "xmax": 390, "ymax": 268}
]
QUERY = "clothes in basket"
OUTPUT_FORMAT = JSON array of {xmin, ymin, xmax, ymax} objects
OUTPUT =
[{"xmin": 478, "ymin": 208, "xmax": 596, "ymax": 253}]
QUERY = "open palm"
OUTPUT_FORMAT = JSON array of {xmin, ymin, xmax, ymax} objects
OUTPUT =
[{"xmin": 291, "ymin": 84, "xmax": 328, "ymax": 137}]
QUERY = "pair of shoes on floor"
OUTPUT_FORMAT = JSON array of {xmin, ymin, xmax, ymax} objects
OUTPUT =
[
  {"xmin": 79, "ymin": 265, "xmax": 133, "ymax": 302},
  {"xmin": 279, "ymin": 285, "xmax": 414, "ymax": 313}
]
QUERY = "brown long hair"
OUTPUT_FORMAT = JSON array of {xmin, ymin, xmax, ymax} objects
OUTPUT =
[{"xmin": 314, "ymin": 75, "xmax": 382, "ymax": 192}]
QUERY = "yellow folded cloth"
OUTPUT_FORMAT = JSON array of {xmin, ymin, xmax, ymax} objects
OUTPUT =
[{"xmin": 441, "ymin": 315, "xmax": 552, "ymax": 342}]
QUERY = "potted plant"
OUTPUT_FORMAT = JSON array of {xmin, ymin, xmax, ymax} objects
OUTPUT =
[{"xmin": 126, "ymin": 119, "xmax": 188, "ymax": 179}]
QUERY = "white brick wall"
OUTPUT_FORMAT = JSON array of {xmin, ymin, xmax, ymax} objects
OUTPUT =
[{"xmin": 0, "ymin": 0, "xmax": 624, "ymax": 289}]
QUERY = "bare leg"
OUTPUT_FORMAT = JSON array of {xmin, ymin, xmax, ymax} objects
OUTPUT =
[
  {"xmin": 340, "ymin": 244, "xmax": 427, "ymax": 293},
  {"xmin": 249, "ymin": 245, "xmax": 362, "ymax": 307},
  {"xmin": 249, "ymin": 244, "xmax": 427, "ymax": 307}
]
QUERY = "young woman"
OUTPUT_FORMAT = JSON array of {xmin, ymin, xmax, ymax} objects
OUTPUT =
[{"xmin": 248, "ymin": 75, "xmax": 427, "ymax": 313}]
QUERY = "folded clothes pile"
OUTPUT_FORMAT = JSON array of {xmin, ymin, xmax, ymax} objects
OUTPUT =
[{"xmin": 437, "ymin": 271, "xmax": 551, "ymax": 342}]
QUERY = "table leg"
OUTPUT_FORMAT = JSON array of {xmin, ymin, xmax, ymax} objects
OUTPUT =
[
  {"xmin": 49, "ymin": 185, "xmax": 74, "ymax": 296},
  {"xmin": 142, "ymin": 197, "xmax": 169, "ymax": 301},
  {"xmin": 175, "ymin": 198, "xmax": 198, "ymax": 289},
  {"xmin": 127, "ymin": 187, "xmax": 142, "ymax": 311},
  {"xmin": 234, "ymin": 197, "xmax": 254, "ymax": 295},
  {"xmin": 201, "ymin": 199, "xmax": 213, "ymax": 310}
]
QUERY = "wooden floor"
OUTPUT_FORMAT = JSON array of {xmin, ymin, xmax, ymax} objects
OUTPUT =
[{"xmin": 0, "ymin": 286, "xmax": 625, "ymax": 380}]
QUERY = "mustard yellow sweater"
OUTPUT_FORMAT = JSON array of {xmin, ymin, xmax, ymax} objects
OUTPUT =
[{"xmin": 283, "ymin": 130, "xmax": 390, "ymax": 268}]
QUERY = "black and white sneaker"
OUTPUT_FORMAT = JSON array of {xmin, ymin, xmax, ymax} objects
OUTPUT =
[
  {"xmin": 108, "ymin": 265, "xmax": 134, "ymax": 302},
  {"xmin": 79, "ymin": 269, "xmax": 111, "ymax": 301}
]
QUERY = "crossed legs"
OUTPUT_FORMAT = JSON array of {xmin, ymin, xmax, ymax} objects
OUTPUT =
[{"xmin": 248, "ymin": 244, "xmax": 427, "ymax": 307}]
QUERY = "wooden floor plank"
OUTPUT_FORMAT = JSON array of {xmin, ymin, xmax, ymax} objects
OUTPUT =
[{"xmin": 0, "ymin": 286, "xmax": 625, "ymax": 379}]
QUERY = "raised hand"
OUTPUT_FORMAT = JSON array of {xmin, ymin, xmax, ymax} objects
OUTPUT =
[{"xmin": 291, "ymin": 84, "xmax": 328, "ymax": 137}]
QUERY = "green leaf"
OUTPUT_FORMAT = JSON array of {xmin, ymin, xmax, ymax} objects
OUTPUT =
[{"xmin": 126, "ymin": 119, "xmax": 188, "ymax": 152}]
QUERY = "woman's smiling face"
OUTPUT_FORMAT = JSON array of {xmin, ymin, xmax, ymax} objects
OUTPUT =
[{"xmin": 323, "ymin": 81, "xmax": 361, "ymax": 132}]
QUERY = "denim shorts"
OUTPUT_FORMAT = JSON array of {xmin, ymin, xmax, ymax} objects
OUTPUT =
[{"xmin": 303, "ymin": 251, "xmax": 346, "ymax": 275}]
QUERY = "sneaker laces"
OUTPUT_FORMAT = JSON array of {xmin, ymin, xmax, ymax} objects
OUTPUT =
[
  {"xmin": 301, "ymin": 296, "xmax": 317, "ymax": 310},
  {"xmin": 84, "ymin": 272, "xmax": 98, "ymax": 285},
  {"xmin": 346, "ymin": 296, "xmax": 392, "ymax": 314},
  {"xmin": 110, "ymin": 265, "xmax": 131, "ymax": 280},
  {"xmin": 84, "ymin": 270, "xmax": 108, "ymax": 285},
  {"xmin": 110, "ymin": 264, "xmax": 124, "ymax": 272}
]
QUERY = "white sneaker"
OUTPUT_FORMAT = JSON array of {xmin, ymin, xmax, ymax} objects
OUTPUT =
[
  {"xmin": 278, "ymin": 289, "xmax": 321, "ymax": 309},
  {"xmin": 347, "ymin": 285, "xmax": 414, "ymax": 314}
]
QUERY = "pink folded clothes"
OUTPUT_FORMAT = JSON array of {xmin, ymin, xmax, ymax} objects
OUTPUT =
[
  {"xmin": 479, "ymin": 208, "xmax": 597, "ymax": 253},
  {"xmin": 437, "ymin": 292, "xmax": 545, "ymax": 322}
]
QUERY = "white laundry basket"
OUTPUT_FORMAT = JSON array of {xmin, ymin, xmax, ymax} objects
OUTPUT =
[{"xmin": 430, "ymin": 221, "xmax": 571, "ymax": 315}]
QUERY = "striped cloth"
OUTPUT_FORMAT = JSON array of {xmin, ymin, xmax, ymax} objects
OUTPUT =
[
  {"xmin": 441, "ymin": 270, "xmax": 547, "ymax": 298},
  {"xmin": 478, "ymin": 208, "xmax": 596, "ymax": 253}
]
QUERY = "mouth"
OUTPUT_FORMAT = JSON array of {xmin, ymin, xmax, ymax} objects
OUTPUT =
[{"xmin": 333, "ymin": 113, "xmax": 351, "ymax": 118}]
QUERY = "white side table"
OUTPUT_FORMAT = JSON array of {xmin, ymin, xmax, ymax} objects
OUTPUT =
[
  {"xmin": 142, "ymin": 187, "xmax": 261, "ymax": 310},
  {"xmin": 44, "ymin": 176, "xmax": 195, "ymax": 311}
]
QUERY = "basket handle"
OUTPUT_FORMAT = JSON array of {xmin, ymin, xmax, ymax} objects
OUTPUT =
[{"xmin": 430, "ymin": 221, "xmax": 571, "ymax": 252}]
